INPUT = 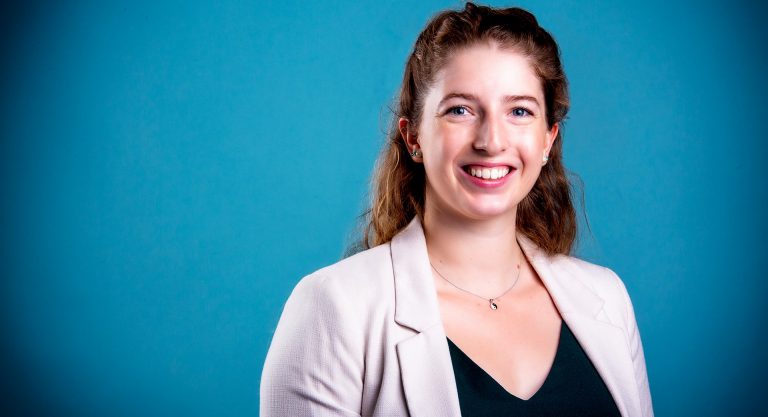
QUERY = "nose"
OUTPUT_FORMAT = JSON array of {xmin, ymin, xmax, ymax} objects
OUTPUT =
[{"xmin": 472, "ymin": 113, "xmax": 508, "ymax": 154}]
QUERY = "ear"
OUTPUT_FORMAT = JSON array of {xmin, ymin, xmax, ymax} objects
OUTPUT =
[
  {"xmin": 543, "ymin": 122, "xmax": 559, "ymax": 156},
  {"xmin": 398, "ymin": 117, "xmax": 422, "ymax": 161},
  {"xmin": 399, "ymin": 117, "xmax": 418, "ymax": 149}
]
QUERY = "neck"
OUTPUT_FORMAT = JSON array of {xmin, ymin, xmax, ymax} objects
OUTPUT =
[{"xmin": 422, "ymin": 201, "xmax": 527, "ymax": 293}]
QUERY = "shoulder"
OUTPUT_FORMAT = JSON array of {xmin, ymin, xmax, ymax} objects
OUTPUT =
[
  {"xmin": 267, "ymin": 242, "xmax": 396, "ymax": 356},
  {"xmin": 550, "ymin": 254, "xmax": 625, "ymax": 292},
  {"xmin": 519, "ymin": 234, "xmax": 629, "ymax": 306},
  {"xmin": 294, "ymin": 242, "xmax": 394, "ymax": 300},
  {"xmin": 283, "ymin": 242, "xmax": 396, "ymax": 326},
  {"xmin": 546, "ymin": 253, "xmax": 634, "ymax": 322}
]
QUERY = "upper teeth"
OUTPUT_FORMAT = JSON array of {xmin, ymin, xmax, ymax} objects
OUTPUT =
[{"xmin": 469, "ymin": 166, "xmax": 510, "ymax": 180}]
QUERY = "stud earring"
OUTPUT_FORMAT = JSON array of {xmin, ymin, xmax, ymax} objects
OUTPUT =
[
  {"xmin": 410, "ymin": 148, "xmax": 422, "ymax": 158},
  {"xmin": 542, "ymin": 154, "xmax": 549, "ymax": 165}
]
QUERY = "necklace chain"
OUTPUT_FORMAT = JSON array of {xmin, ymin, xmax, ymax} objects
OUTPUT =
[{"xmin": 429, "ymin": 261, "xmax": 522, "ymax": 310}]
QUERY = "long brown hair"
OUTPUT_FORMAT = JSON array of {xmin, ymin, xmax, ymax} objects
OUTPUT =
[{"xmin": 361, "ymin": 2, "xmax": 576, "ymax": 255}]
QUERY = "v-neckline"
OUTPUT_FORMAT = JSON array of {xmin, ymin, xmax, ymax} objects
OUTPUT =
[{"xmin": 446, "ymin": 319, "xmax": 565, "ymax": 402}]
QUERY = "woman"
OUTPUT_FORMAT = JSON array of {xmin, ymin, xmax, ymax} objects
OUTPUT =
[{"xmin": 261, "ymin": 3, "xmax": 653, "ymax": 416}]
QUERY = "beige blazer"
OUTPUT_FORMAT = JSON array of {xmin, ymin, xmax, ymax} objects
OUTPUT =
[{"xmin": 261, "ymin": 217, "xmax": 653, "ymax": 416}]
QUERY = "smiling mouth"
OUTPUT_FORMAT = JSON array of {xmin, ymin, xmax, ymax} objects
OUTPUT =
[{"xmin": 462, "ymin": 165, "xmax": 512, "ymax": 180}]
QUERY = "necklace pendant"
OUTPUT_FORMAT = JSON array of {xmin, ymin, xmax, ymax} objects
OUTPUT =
[{"xmin": 489, "ymin": 299, "xmax": 498, "ymax": 310}]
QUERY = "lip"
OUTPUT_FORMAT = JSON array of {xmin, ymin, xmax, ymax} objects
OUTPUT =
[
  {"xmin": 462, "ymin": 162, "xmax": 513, "ymax": 168},
  {"xmin": 460, "ymin": 164, "xmax": 516, "ymax": 189}
]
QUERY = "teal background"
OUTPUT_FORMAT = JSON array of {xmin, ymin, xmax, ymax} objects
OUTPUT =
[{"xmin": 1, "ymin": 0, "xmax": 766, "ymax": 415}]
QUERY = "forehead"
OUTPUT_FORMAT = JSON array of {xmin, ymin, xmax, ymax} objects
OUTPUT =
[{"xmin": 429, "ymin": 44, "xmax": 543, "ymax": 102}]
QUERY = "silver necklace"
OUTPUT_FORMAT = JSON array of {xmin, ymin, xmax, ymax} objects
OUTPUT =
[{"xmin": 430, "ymin": 261, "xmax": 522, "ymax": 310}]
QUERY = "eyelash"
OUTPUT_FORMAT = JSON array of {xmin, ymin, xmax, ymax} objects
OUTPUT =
[
  {"xmin": 444, "ymin": 106, "xmax": 534, "ymax": 117},
  {"xmin": 511, "ymin": 107, "xmax": 533, "ymax": 117}
]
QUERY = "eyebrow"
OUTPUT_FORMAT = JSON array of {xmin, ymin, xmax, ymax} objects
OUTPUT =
[{"xmin": 437, "ymin": 92, "xmax": 541, "ymax": 109}]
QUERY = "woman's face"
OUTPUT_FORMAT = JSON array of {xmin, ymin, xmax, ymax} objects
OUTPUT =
[{"xmin": 408, "ymin": 43, "xmax": 558, "ymax": 224}]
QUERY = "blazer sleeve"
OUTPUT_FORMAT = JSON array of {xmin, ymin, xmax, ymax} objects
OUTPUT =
[
  {"xmin": 611, "ymin": 270, "xmax": 654, "ymax": 417},
  {"xmin": 260, "ymin": 273, "xmax": 364, "ymax": 417}
]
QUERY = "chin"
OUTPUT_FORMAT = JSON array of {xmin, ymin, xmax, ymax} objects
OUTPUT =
[{"xmin": 461, "ymin": 203, "xmax": 517, "ymax": 221}]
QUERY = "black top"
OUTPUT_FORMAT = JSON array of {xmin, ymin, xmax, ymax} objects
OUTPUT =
[{"xmin": 447, "ymin": 321, "xmax": 622, "ymax": 417}]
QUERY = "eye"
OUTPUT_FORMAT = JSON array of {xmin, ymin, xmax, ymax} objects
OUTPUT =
[
  {"xmin": 446, "ymin": 106, "xmax": 470, "ymax": 116},
  {"xmin": 511, "ymin": 107, "xmax": 533, "ymax": 117}
]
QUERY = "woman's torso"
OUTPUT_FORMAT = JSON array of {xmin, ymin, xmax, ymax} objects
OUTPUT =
[{"xmin": 260, "ymin": 220, "xmax": 649, "ymax": 416}]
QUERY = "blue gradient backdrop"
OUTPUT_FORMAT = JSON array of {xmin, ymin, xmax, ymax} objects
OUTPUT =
[{"xmin": 1, "ymin": 0, "xmax": 766, "ymax": 416}]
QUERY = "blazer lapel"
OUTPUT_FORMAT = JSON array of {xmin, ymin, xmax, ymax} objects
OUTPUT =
[
  {"xmin": 391, "ymin": 218, "xmax": 462, "ymax": 417},
  {"xmin": 519, "ymin": 235, "xmax": 641, "ymax": 417}
]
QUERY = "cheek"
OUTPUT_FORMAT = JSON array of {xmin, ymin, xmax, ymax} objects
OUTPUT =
[
  {"xmin": 517, "ymin": 140, "xmax": 542, "ymax": 163},
  {"xmin": 518, "ymin": 129, "xmax": 549, "ymax": 159},
  {"xmin": 423, "ymin": 127, "xmax": 462, "ymax": 163}
]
